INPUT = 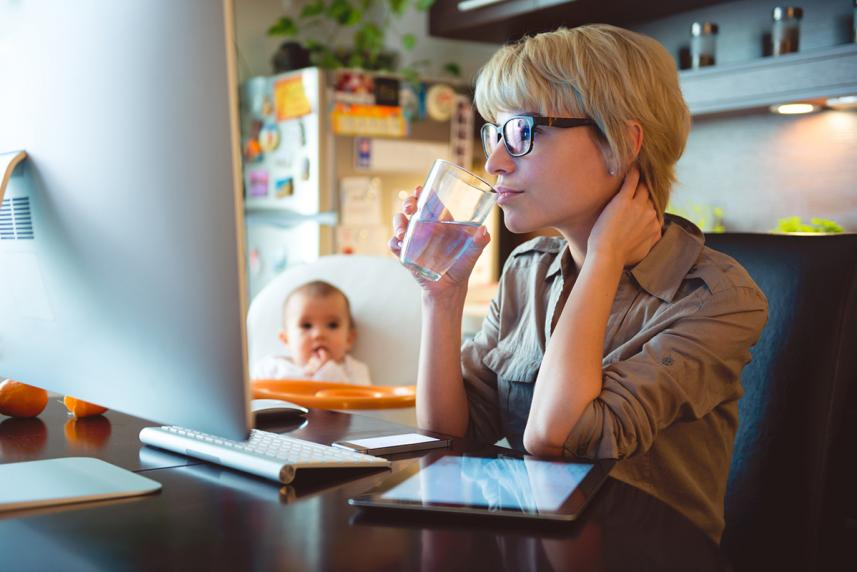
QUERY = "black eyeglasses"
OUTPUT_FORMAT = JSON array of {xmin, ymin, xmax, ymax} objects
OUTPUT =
[{"xmin": 480, "ymin": 115, "xmax": 596, "ymax": 158}]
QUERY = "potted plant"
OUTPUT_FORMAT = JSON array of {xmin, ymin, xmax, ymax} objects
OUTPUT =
[
  {"xmin": 267, "ymin": 0, "xmax": 460, "ymax": 81},
  {"xmin": 772, "ymin": 216, "xmax": 844, "ymax": 234}
]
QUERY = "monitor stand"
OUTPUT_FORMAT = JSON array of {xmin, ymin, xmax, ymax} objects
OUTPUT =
[
  {"xmin": 0, "ymin": 150, "xmax": 27, "ymax": 204},
  {"xmin": 0, "ymin": 457, "xmax": 162, "ymax": 512}
]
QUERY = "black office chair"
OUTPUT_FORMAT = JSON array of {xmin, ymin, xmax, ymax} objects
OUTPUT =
[{"xmin": 705, "ymin": 233, "xmax": 857, "ymax": 571}]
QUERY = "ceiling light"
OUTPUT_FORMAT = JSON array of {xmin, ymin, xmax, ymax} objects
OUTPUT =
[
  {"xmin": 826, "ymin": 95, "xmax": 857, "ymax": 110},
  {"xmin": 769, "ymin": 103, "xmax": 820, "ymax": 115}
]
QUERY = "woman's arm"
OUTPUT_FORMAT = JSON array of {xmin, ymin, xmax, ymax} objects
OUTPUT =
[
  {"xmin": 524, "ymin": 253, "xmax": 623, "ymax": 456},
  {"xmin": 416, "ymin": 290, "xmax": 470, "ymax": 435},
  {"xmin": 524, "ymin": 168, "xmax": 662, "ymax": 456}
]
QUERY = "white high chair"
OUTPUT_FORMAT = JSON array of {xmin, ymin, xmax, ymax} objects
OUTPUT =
[{"xmin": 246, "ymin": 255, "xmax": 423, "ymax": 387}]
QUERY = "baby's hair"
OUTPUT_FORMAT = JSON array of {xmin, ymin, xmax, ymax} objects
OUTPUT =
[{"xmin": 283, "ymin": 280, "xmax": 355, "ymax": 329}]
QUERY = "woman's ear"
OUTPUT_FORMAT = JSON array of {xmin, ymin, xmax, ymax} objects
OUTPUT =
[
  {"xmin": 626, "ymin": 120, "xmax": 644, "ymax": 159},
  {"xmin": 278, "ymin": 330, "xmax": 288, "ymax": 346}
]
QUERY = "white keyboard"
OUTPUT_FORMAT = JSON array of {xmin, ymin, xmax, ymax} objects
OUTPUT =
[{"xmin": 139, "ymin": 426, "xmax": 391, "ymax": 484}]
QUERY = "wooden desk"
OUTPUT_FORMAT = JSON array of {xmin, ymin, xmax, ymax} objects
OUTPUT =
[{"xmin": 0, "ymin": 400, "xmax": 729, "ymax": 571}]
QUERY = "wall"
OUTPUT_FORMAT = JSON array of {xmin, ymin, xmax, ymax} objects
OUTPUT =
[
  {"xmin": 633, "ymin": 0, "xmax": 857, "ymax": 232},
  {"xmin": 233, "ymin": 0, "xmax": 499, "ymax": 83}
]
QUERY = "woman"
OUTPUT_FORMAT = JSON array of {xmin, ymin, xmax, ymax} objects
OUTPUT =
[{"xmin": 390, "ymin": 25, "xmax": 767, "ymax": 542}]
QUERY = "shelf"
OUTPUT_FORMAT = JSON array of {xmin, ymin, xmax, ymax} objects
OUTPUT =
[
  {"xmin": 429, "ymin": 0, "xmax": 733, "ymax": 43},
  {"xmin": 680, "ymin": 44, "xmax": 857, "ymax": 116}
]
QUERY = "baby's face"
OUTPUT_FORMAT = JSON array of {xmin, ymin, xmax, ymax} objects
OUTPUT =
[{"xmin": 281, "ymin": 293, "xmax": 355, "ymax": 366}]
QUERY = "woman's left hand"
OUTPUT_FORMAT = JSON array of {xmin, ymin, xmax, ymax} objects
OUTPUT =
[{"xmin": 587, "ymin": 166, "xmax": 662, "ymax": 268}]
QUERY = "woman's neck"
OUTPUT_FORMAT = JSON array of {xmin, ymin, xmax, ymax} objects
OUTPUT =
[{"xmin": 558, "ymin": 219, "xmax": 597, "ymax": 273}]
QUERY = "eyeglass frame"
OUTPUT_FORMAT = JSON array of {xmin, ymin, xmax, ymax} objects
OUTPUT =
[{"xmin": 480, "ymin": 115, "xmax": 597, "ymax": 158}]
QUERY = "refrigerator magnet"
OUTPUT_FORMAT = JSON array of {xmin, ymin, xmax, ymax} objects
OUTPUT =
[
  {"xmin": 301, "ymin": 157, "xmax": 310, "ymax": 181},
  {"xmin": 243, "ymin": 138, "xmax": 262, "ymax": 163},
  {"xmin": 259, "ymin": 123, "xmax": 281, "ymax": 152},
  {"xmin": 248, "ymin": 170, "xmax": 269, "ymax": 198},
  {"xmin": 274, "ymin": 74, "xmax": 313, "ymax": 121},
  {"xmin": 274, "ymin": 177, "xmax": 294, "ymax": 198},
  {"xmin": 249, "ymin": 248, "xmax": 263, "ymax": 276}
]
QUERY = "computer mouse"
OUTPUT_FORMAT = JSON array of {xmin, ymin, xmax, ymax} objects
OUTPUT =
[{"xmin": 251, "ymin": 398, "xmax": 309, "ymax": 417}]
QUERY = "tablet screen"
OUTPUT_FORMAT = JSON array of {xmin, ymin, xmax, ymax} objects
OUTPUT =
[{"xmin": 379, "ymin": 455, "xmax": 593, "ymax": 513}]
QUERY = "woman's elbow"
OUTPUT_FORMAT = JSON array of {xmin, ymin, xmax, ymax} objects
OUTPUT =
[{"xmin": 522, "ymin": 426, "xmax": 565, "ymax": 458}]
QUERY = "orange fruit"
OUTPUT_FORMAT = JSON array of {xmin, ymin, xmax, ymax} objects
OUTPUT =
[
  {"xmin": 0, "ymin": 379, "xmax": 49, "ymax": 418},
  {"xmin": 63, "ymin": 395, "xmax": 108, "ymax": 418}
]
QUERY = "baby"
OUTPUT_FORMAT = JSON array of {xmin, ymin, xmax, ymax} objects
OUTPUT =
[{"xmin": 251, "ymin": 280, "xmax": 371, "ymax": 385}]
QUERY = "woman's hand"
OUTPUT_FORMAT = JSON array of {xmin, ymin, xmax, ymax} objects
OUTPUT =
[
  {"xmin": 587, "ymin": 166, "xmax": 662, "ymax": 268},
  {"xmin": 389, "ymin": 186, "xmax": 491, "ymax": 299}
]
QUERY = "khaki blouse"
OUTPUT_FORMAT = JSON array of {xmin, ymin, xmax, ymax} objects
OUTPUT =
[{"xmin": 461, "ymin": 215, "xmax": 768, "ymax": 542}]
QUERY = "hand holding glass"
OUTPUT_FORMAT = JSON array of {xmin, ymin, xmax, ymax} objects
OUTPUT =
[{"xmin": 400, "ymin": 160, "xmax": 496, "ymax": 282}]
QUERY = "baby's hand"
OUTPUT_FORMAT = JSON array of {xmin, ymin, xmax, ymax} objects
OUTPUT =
[{"xmin": 303, "ymin": 348, "xmax": 331, "ymax": 377}]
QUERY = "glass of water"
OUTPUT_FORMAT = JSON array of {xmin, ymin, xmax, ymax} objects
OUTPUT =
[{"xmin": 400, "ymin": 159, "xmax": 496, "ymax": 282}]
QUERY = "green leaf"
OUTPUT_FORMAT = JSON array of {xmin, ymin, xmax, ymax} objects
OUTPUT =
[
  {"xmin": 348, "ymin": 52, "xmax": 365, "ymax": 68},
  {"xmin": 414, "ymin": 0, "xmax": 435, "ymax": 10},
  {"xmin": 810, "ymin": 217, "xmax": 844, "ymax": 233},
  {"xmin": 344, "ymin": 7, "xmax": 363, "ymax": 25},
  {"xmin": 326, "ymin": 0, "xmax": 356, "ymax": 25},
  {"xmin": 388, "ymin": 0, "xmax": 408, "ymax": 16},
  {"xmin": 300, "ymin": 0, "xmax": 326, "ymax": 18},
  {"xmin": 401, "ymin": 33, "xmax": 416, "ymax": 51},
  {"xmin": 267, "ymin": 17, "xmax": 298, "ymax": 37},
  {"xmin": 400, "ymin": 66, "xmax": 420, "ymax": 83},
  {"xmin": 316, "ymin": 48, "xmax": 344, "ymax": 69},
  {"xmin": 443, "ymin": 62, "xmax": 461, "ymax": 77},
  {"xmin": 355, "ymin": 23, "xmax": 384, "ymax": 56}
]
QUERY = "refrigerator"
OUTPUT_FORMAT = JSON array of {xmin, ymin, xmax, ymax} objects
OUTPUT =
[{"xmin": 239, "ymin": 67, "xmax": 497, "ymax": 301}]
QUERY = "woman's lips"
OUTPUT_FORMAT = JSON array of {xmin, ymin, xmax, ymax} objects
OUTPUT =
[{"xmin": 496, "ymin": 187, "xmax": 523, "ymax": 205}]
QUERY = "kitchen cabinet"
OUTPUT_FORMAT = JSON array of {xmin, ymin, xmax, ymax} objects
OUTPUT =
[
  {"xmin": 429, "ymin": 0, "xmax": 735, "ymax": 43},
  {"xmin": 681, "ymin": 44, "xmax": 857, "ymax": 115}
]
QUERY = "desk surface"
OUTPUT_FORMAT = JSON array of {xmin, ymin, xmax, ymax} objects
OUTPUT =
[{"xmin": 0, "ymin": 400, "xmax": 729, "ymax": 571}]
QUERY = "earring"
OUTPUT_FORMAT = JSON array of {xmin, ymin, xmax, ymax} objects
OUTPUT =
[{"xmin": 608, "ymin": 167, "xmax": 616, "ymax": 176}]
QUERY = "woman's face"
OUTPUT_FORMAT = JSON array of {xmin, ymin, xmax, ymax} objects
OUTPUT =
[{"xmin": 485, "ymin": 110, "xmax": 621, "ymax": 237}]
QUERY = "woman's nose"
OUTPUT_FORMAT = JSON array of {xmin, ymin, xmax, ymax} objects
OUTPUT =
[{"xmin": 484, "ymin": 139, "xmax": 515, "ymax": 177}]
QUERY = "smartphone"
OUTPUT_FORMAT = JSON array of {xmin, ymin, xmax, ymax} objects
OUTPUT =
[{"xmin": 332, "ymin": 433, "xmax": 451, "ymax": 456}]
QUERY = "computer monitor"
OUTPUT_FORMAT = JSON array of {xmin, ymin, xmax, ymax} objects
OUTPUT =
[{"xmin": 0, "ymin": 0, "xmax": 251, "ymax": 441}]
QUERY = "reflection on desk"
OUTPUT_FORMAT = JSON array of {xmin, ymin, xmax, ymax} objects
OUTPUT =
[{"xmin": 0, "ymin": 401, "xmax": 728, "ymax": 571}]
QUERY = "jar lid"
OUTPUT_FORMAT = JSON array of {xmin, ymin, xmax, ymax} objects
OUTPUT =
[
  {"xmin": 772, "ymin": 6, "xmax": 803, "ymax": 20},
  {"xmin": 691, "ymin": 22, "xmax": 719, "ymax": 36}
]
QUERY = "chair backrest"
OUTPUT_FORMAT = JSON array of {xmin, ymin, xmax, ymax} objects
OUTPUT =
[
  {"xmin": 705, "ymin": 233, "xmax": 857, "ymax": 570},
  {"xmin": 247, "ymin": 255, "xmax": 422, "ymax": 386}
]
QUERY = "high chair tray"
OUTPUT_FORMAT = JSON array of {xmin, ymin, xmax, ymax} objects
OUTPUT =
[{"xmin": 251, "ymin": 379, "xmax": 416, "ymax": 410}]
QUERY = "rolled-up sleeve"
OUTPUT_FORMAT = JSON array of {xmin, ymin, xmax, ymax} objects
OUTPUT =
[
  {"xmin": 564, "ymin": 286, "xmax": 768, "ymax": 460},
  {"xmin": 461, "ymin": 284, "xmax": 504, "ymax": 446}
]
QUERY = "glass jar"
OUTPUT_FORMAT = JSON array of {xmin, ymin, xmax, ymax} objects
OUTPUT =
[
  {"xmin": 772, "ymin": 6, "xmax": 803, "ymax": 56},
  {"xmin": 690, "ymin": 22, "xmax": 718, "ymax": 68}
]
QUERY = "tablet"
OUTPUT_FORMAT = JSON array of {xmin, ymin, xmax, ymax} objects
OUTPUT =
[{"xmin": 349, "ymin": 451, "xmax": 614, "ymax": 522}]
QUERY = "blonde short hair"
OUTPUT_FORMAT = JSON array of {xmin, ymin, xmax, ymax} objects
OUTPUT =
[{"xmin": 474, "ymin": 25, "xmax": 690, "ymax": 216}]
